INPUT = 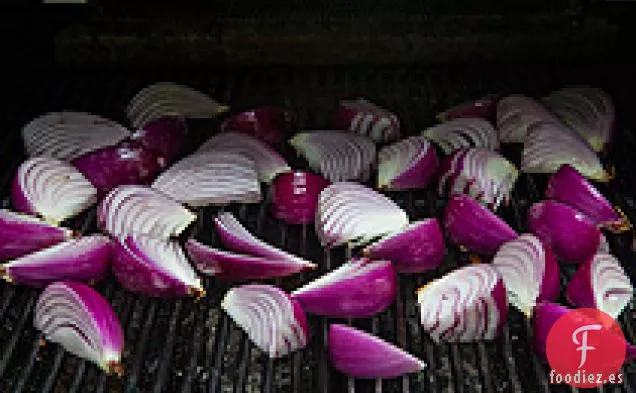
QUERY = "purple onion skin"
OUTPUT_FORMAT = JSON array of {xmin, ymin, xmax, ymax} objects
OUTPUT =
[
  {"xmin": 0, "ymin": 213, "xmax": 73, "ymax": 261},
  {"xmin": 528, "ymin": 200, "xmax": 600, "ymax": 264},
  {"xmin": 565, "ymin": 256, "xmax": 596, "ymax": 310},
  {"xmin": 438, "ymin": 94, "xmax": 500, "ymax": 122},
  {"xmin": 220, "ymin": 107, "xmax": 295, "ymax": 144},
  {"xmin": 538, "ymin": 245, "xmax": 561, "ymax": 304},
  {"xmin": 131, "ymin": 116, "xmax": 187, "ymax": 164},
  {"xmin": 545, "ymin": 164, "xmax": 629, "ymax": 232},
  {"xmin": 491, "ymin": 278, "xmax": 510, "ymax": 338},
  {"xmin": 443, "ymin": 194, "xmax": 518, "ymax": 255},
  {"xmin": 271, "ymin": 171, "xmax": 330, "ymax": 225},
  {"xmin": 364, "ymin": 218, "xmax": 445, "ymax": 273},
  {"xmin": 390, "ymin": 145, "xmax": 439, "ymax": 190},
  {"xmin": 11, "ymin": 174, "xmax": 36, "ymax": 216},
  {"xmin": 72, "ymin": 140, "xmax": 165, "ymax": 197}
]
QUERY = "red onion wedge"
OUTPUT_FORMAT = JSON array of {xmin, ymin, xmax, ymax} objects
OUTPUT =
[
  {"xmin": 214, "ymin": 212, "xmax": 314, "ymax": 267},
  {"xmin": 291, "ymin": 258, "xmax": 396, "ymax": 318},
  {"xmin": 316, "ymin": 182, "xmax": 408, "ymax": 247},
  {"xmin": 220, "ymin": 107, "xmax": 295, "ymax": 144},
  {"xmin": 98, "ymin": 185, "xmax": 196, "ymax": 239},
  {"xmin": 443, "ymin": 194, "xmax": 518, "ymax": 255},
  {"xmin": 130, "ymin": 116, "xmax": 188, "ymax": 165},
  {"xmin": 72, "ymin": 140, "xmax": 166, "ymax": 197},
  {"xmin": 333, "ymin": 98, "xmax": 401, "ymax": 143},
  {"xmin": 1, "ymin": 235, "xmax": 111, "ymax": 288},
  {"xmin": 126, "ymin": 82, "xmax": 229, "ymax": 128},
  {"xmin": 566, "ymin": 253, "xmax": 633, "ymax": 320},
  {"xmin": 0, "ymin": 209, "xmax": 76, "ymax": 261},
  {"xmin": 438, "ymin": 148, "xmax": 518, "ymax": 210},
  {"xmin": 377, "ymin": 136, "xmax": 439, "ymax": 190},
  {"xmin": 543, "ymin": 87, "xmax": 614, "ymax": 152},
  {"xmin": 21, "ymin": 111, "xmax": 130, "ymax": 161},
  {"xmin": 496, "ymin": 95, "xmax": 562, "ymax": 143},
  {"xmin": 521, "ymin": 122, "xmax": 609, "ymax": 181},
  {"xmin": 329, "ymin": 324, "xmax": 425, "ymax": 379},
  {"xmin": 270, "ymin": 171, "xmax": 330, "ymax": 225},
  {"xmin": 198, "ymin": 132, "xmax": 290, "ymax": 183},
  {"xmin": 112, "ymin": 234, "xmax": 204, "ymax": 298},
  {"xmin": 492, "ymin": 234, "xmax": 560, "ymax": 317},
  {"xmin": 35, "ymin": 282, "xmax": 124, "ymax": 376},
  {"xmin": 422, "ymin": 118, "xmax": 499, "ymax": 154},
  {"xmin": 417, "ymin": 264, "xmax": 508, "ymax": 343},
  {"xmin": 528, "ymin": 200, "xmax": 600, "ymax": 264},
  {"xmin": 222, "ymin": 284, "xmax": 308, "ymax": 358},
  {"xmin": 12, "ymin": 157, "xmax": 97, "ymax": 224},
  {"xmin": 185, "ymin": 239, "xmax": 315, "ymax": 280},
  {"xmin": 436, "ymin": 94, "xmax": 500, "ymax": 122},
  {"xmin": 289, "ymin": 131, "xmax": 376, "ymax": 183},
  {"xmin": 545, "ymin": 164, "xmax": 630, "ymax": 233},
  {"xmin": 152, "ymin": 151, "xmax": 261, "ymax": 207},
  {"xmin": 363, "ymin": 218, "xmax": 445, "ymax": 274}
]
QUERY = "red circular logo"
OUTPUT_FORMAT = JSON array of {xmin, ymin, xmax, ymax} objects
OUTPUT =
[{"xmin": 546, "ymin": 308, "xmax": 626, "ymax": 388}]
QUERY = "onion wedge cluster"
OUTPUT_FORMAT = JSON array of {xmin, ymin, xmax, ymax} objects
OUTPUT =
[
  {"xmin": 130, "ymin": 116, "xmax": 188, "ymax": 165},
  {"xmin": 126, "ymin": 82, "xmax": 229, "ymax": 128},
  {"xmin": 437, "ymin": 94, "xmax": 499, "ymax": 122},
  {"xmin": 492, "ymin": 234, "xmax": 560, "ymax": 317},
  {"xmin": 222, "ymin": 284, "xmax": 309, "ymax": 358},
  {"xmin": 21, "ymin": 111, "xmax": 130, "ymax": 161},
  {"xmin": 329, "ymin": 324, "xmax": 425, "ymax": 379},
  {"xmin": 152, "ymin": 151, "xmax": 261, "ymax": 206},
  {"xmin": 270, "ymin": 171, "xmax": 330, "ymax": 225},
  {"xmin": 377, "ymin": 136, "xmax": 439, "ymax": 190},
  {"xmin": 198, "ymin": 132, "xmax": 290, "ymax": 183},
  {"xmin": 220, "ymin": 107, "xmax": 295, "ymax": 144},
  {"xmin": 34, "ymin": 282, "xmax": 124, "ymax": 375},
  {"xmin": 98, "ymin": 185, "xmax": 196, "ymax": 239},
  {"xmin": 316, "ymin": 182, "xmax": 408, "ymax": 247},
  {"xmin": 12, "ymin": 157, "xmax": 97, "ymax": 224},
  {"xmin": 292, "ymin": 258, "xmax": 396, "ymax": 318},
  {"xmin": 438, "ymin": 148, "xmax": 518, "ymax": 210},
  {"xmin": 417, "ymin": 264, "xmax": 508, "ymax": 343},
  {"xmin": 332, "ymin": 98, "xmax": 401, "ymax": 143},
  {"xmin": 289, "ymin": 131, "xmax": 376, "ymax": 182},
  {"xmin": 496, "ymin": 95, "xmax": 562, "ymax": 143},
  {"xmin": 422, "ymin": 118, "xmax": 499, "ymax": 154}
]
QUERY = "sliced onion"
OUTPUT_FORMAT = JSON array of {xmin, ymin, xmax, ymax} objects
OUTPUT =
[
  {"xmin": 98, "ymin": 185, "xmax": 196, "ymax": 239},
  {"xmin": 126, "ymin": 82, "xmax": 229, "ymax": 128},
  {"xmin": 437, "ymin": 94, "xmax": 500, "ymax": 122},
  {"xmin": 220, "ymin": 107, "xmax": 295, "ymax": 144},
  {"xmin": 222, "ymin": 284, "xmax": 308, "ymax": 358},
  {"xmin": 521, "ymin": 122, "xmax": 609, "ymax": 181},
  {"xmin": 443, "ymin": 194, "xmax": 517, "ymax": 255},
  {"xmin": 12, "ymin": 157, "xmax": 97, "ymax": 224},
  {"xmin": 528, "ymin": 200, "xmax": 600, "ymax": 264},
  {"xmin": 363, "ymin": 218, "xmax": 445, "ymax": 273},
  {"xmin": 130, "ymin": 116, "xmax": 188, "ymax": 164},
  {"xmin": 566, "ymin": 253, "xmax": 633, "ymax": 320},
  {"xmin": 422, "ymin": 118, "xmax": 499, "ymax": 154},
  {"xmin": 0, "ymin": 209, "xmax": 75, "ymax": 261},
  {"xmin": 152, "ymin": 151, "xmax": 261, "ymax": 207},
  {"xmin": 1, "ymin": 235, "xmax": 111, "ymax": 288},
  {"xmin": 332, "ymin": 98, "xmax": 401, "ymax": 143},
  {"xmin": 34, "ymin": 282, "xmax": 124, "ymax": 375},
  {"xmin": 377, "ymin": 136, "xmax": 439, "ymax": 190},
  {"xmin": 270, "ymin": 171, "xmax": 330, "ymax": 225},
  {"xmin": 214, "ymin": 212, "xmax": 314, "ymax": 266},
  {"xmin": 496, "ymin": 95, "xmax": 562, "ymax": 143},
  {"xmin": 289, "ymin": 131, "xmax": 376, "ymax": 183},
  {"xmin": 316, "ymin": 182, "xmax": 408, "ymax": 247},
  {"xmin": 329, "ymin": 324, "xmax": 425, "ymax": 378},
  {"xmin": 417, "ymin": 264, "xmax": 508, "ymax": 343},
  {"xmin": 21, "ymin": 111, "xmax": 130, "ymax": 161},
  {"xmin": 198, "ymin": 132, "xmax": 290, "ymax": 183},
  {"xmin": 543, "ymin": 87, "xmax": 614, "ymax": 152},
  {"xmin": 71, "ymin": 140, "xmax": 165, "ymax": 197},
  {"xmin": 598, "ymin": 233, "xmax": 610, "ymax": 254},
  {"xmin": 112, "ymin": 234, "xmax": 204, "ymax": 298},
  {"xmin": 291, "ymin": 258, "xmax": 396, "ymax": 318},
  {"xmin": 492, "ymin": 234, "xmax": 560, "ymax": 317},
  {"xmin": 438, "ymin": 148, "xmax": 518, "ymax": 210},
  {"xmin": 545, "ymin": 164, "xmax": 630, "ymax": 232},
  {"xmin": 185, "ymin": 238, "xmax": 315, "ymax": 280}
]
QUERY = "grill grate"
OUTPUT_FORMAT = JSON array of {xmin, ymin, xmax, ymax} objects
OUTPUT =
[{"xmin": 0, "ymin": 65, "xmax": 635, "ymax": 393}]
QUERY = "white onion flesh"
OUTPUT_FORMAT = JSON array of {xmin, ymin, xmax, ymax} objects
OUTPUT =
[
  {"xmin": 377, "ymin": 136, "xmax": 437, "ymax": 190},
  {"xmin": 422, "ymin": 117, "xmax": 499, "ymax": 154},
  {"xmin": 587, "ymin": 253, "xmax": 632, "ymax": 320},
  {"xmin": 339, "ymin": 99, "xmax": 401, "ymax": 143},
  {"xmin": 496, "ymin": 95, "xmax": 562, "ymax": 143}
]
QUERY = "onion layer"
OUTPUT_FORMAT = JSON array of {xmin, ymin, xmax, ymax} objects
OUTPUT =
[
  {"xmin": 131, "ymin": 116, "xmax": 187, "ymax": 164},
  {"xmin": 377, "ymin": 136, "xmax": 439, "ymax": 190},
  {"xmin": 220, "ymin": 107, "xmax": 295, "ymax": 144},
  {"xmin": 12, "ymin": 157, "xmax": 97, "ymax": 224},
  {"xmin": 496, "ymin": 95, "xmax": 561, "ymax": 143},
  {"xmin": 270, "ymin": 171, "xmax": 330, "ymax": 225},
  {"xmin": 34, "ymin": 282, "xmax": 124, "ymax": 375},
  {"xmin": 417, "ymin": 264, "xmax": 508, "ymax": 343},
  {"xmin": 316, "ymin": 182, "xmax": 409, "ymax": 247},
  {"xmin": 422, "ymin": 118, "xmax": 499, "ymax": 154},
  {"xmin": 292, "ymin": 258, "xmax": 396, "ymax": 318},
  {"xmin": 329, "ymin": 324, "xmax": 425, "ymax": 379},
  {"xmin": 437, "ymin": 94, "xmax": 499, "ymax": 122},
  {"xmin": 333, "ymin": 99, "xmax": 401, "ymax": 143},
  {"xmin": 222, "ymin": 284, "xmax": 308, "ymax": 358}
]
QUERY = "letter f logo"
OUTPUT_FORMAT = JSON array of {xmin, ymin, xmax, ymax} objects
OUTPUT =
[{"xmin": 572, "ymin": 325, "xmax": 602, "ymax": 368}]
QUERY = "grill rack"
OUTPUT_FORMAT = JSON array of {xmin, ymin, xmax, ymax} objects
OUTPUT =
[{"xmin": 0, "ymin": 65, "xmax": 635, "ymax": 393}]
